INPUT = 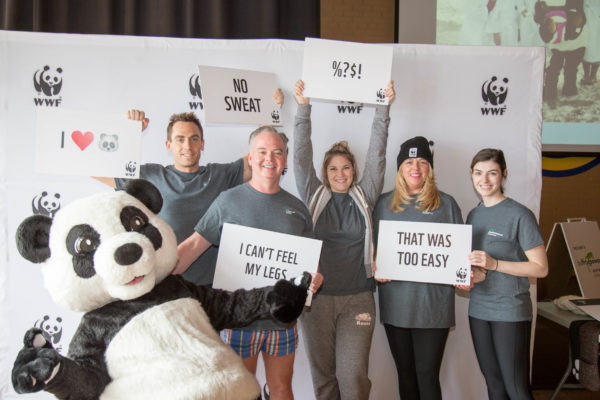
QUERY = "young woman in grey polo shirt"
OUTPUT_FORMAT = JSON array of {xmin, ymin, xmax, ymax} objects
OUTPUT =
[
  {"xmin": 466, "ymin": 148, "xmax": 548, "ymax": 400},
  {"xmin": 292, "ymin": 79, "xmax": 394, "ymax": 400},
  {"xmin": 372, "ymin": 136, "xmax": 463, "ymax": 400}
]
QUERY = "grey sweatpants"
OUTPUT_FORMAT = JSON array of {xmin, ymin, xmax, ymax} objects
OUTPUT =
[{"xmin": 300, "ymin": 291, "xmax": 375, "ymax": 400}]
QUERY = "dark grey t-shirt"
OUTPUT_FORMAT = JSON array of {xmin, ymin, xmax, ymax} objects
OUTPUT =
[
  {"xmin": 373, "ymin": 191, "xmax": 463, "ymax": 328},
  {"xmin": 467, "ymin": 198, "xmax": 544, "ymax": 322},
  {"xmin": 115, "ymin": 160, "xmax": 244, "ymax": 286},
  {"xmin": 315, "ymin": 192, "xmax": 374, "ymax": 294},
  {"xmin": 195, "ymin": 183, "xmax": 313, "ymax": 330}
]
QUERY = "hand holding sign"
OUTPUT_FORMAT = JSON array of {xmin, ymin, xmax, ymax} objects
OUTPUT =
[{"xmin": 301, "ymin": 38, "xmax": 393, "ymax": 104}]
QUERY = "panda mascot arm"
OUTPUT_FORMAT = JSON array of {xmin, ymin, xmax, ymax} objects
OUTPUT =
[{"xmin": 184, "ymin": 272, "xmax": 312, "ymax": 331}]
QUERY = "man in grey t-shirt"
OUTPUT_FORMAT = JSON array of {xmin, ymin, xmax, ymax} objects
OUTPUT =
[
  {"xmin": 95, "ymin": 110, "xmax": 251, "ymax": 286},
  {"xmin": 175, "ymin": 126, "xmax": 323, "ymax": 400}
]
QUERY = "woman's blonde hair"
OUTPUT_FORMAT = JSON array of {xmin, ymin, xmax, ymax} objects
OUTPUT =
[
  {"xmin": 321, "ymin": 141, "xmax": 357, "ymax": 189},
  {"xmin": 389, "ymin": 161, "xmax": 441, "ymax": 212}
]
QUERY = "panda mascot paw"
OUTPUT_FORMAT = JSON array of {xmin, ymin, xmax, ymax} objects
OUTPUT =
[
  {"xmin": 12, "ymin": 179, "xmax": 310, "ymax": 400},
  {"xmin": 12, "ymin": 329, "xmax": 61, "ymax": 394},
  {"xmin": 267, "ymin": 273, "xmax": 312, "ymax": 323}
]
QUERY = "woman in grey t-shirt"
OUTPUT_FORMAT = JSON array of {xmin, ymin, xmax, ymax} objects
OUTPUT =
[
  {"xmin": 372, "ymin": 136, "xmax": 463, "ymax": 400},
  {"xmin": 293, "ymin": 80, "xmax": 394, "ymax": 400},
  {"xmin": 466, "ymin": 148, "xmax": 548, "ymax": 400}
]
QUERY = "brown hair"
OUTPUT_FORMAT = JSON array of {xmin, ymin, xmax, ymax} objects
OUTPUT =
[
  {"xmin": 321, "ymin": 141, "xmax": 358, "ymax": 189},
  {"xmin": 390, "ymin": 160, "xmax": 441, "ymax": 212},
  {"xmin": 166, "ymin": 112, "xmax": 203, "ymax": 141}
]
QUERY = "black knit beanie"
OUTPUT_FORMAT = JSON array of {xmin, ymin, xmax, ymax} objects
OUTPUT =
[{"xmin": 396, "ymin": 136, "xmax": 434, "ymax": 169}]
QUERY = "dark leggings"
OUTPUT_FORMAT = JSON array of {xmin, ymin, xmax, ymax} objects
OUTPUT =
[
  {"xmin": 469, "ymin": 317, "xmax": 533, "ymax": 400},
  {"xmin": 384, "ymin": 324, "xmax": 449, "ymax": 400}
]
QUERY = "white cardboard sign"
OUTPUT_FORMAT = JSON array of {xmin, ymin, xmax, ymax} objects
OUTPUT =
[
  {"xmin": 376, "ymin": 220, "xmax": 472, "ymax": 285},
  {"xmin": 213, "ymin": 223, "xmax": 322, "ymax": 290},
  {"xmin": 198, "ymin": 65, "xmax": 282, "ymax": 125},
  {"xmin": 301, "ymin": 37, "xmax": 393, "ymax": 105},
  {"xmin": 551, "ymin": 221, "xmax": 600, "ymax": 298},
  {"xmin": 35, "ymin": 108, "xmax": 141, "ymax": 178}
]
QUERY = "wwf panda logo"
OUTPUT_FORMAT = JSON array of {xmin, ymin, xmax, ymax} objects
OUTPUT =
[
  {"xmin": 271, "ymin": 110, "xmax": 280, "ymax": 123},
  {"xmin": 34, "ymin": 315, "xmax": 63, "ymax": 347},
  {"xmin": 456, "ymin": 268, "xmax": 468, "ymax": 280},
  {"xmin": 32, "ymin": 191, "xmax": 61, "ymax": 218},
  {"xmin": 125, "ymin": 161, "xmax": 137, "ymax": 176},
  {"xmin": 376, "ymin": 88, "xmax": 386, "ymax": 103},
  {"xmin": 98, "ymin": 133, "xmax": 119, "ymax": 152},
  {"xmin": 33, "ymin": 66, "xmax": 63, "ymax": 97},
  {"xmin": 189, "ymin": 73, "xmax": 202, "ymax": 98},
  {"xmin": 481, "ymin": 76, "xmax": 509, "ymax": 106}
]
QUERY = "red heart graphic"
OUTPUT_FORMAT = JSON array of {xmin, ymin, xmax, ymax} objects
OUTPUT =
[{"xmin": 71, "ymin": 131, "xmax": 94, "ymax": 151}]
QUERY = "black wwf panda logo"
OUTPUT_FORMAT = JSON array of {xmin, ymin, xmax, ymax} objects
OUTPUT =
[
  {"xmin": 33, "ymin": 65, "xmax": 63, "ymax": 97},
  {"xmin": 125, "ymin": 161, "xmax": 137, "ymax": 175},
  {"xmin": 34, "ymin": 315, "xmax": 63, "ymax": 346},
  {"xmin": 456, "ymin": 268, "xmax": 468, "ymax": 280},
  {"xmin": 32, "ymin": 191, "xmax": 61, "ymax": 218},
  {"xmin": 189, "ymin": 74, "xmax": 202, "ymax": 98},
  {"xmin": 482, "ymin": 76, "xmax": 509, "ymax": 106},
  {"xmin": 98, "ymin": 134, "xmax": 119, "ymax": 152},
  {"xmin": 376, "ymin": 88, "xmax": 386, "ymax": 103},
  {"xmin": 271, "ymin": 110, "xmax": 280, "ymax": 123}
]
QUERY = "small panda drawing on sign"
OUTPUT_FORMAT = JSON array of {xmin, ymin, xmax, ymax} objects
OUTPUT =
[
  {"xmin": 98, "ymin": 133, "xmax": 119, "ymax": 152},
  {"xmin": 481, "ymin": 76, "xmax": 509, "ymax": 106},
  {"xmin": 32, "ymin": 191, "xmax": 61, "ymax": 218}
]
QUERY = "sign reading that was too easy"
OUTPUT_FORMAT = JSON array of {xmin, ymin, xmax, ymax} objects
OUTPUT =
[
  {"xmin": 376, "ymin": 220, "xmax": 472, "ymax": 285},
  {"xmin": 35, "ymin": 108, "xmax": 141, "ymax": 178}
]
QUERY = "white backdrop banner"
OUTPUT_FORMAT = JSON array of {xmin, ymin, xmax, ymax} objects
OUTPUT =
[{"xmin": 0, "ymin": 30, "xmax": 544, "ymax": 400}]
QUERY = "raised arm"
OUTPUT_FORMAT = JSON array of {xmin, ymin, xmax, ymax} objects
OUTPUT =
[
  {"xmin": 92, "ymin": 109, "xmax": 149, "ymax": 188},
  {"xmin": 357, "ymin": 81, "xmax": 394, "ymax": 207},
  {"xmin": 293, "ymin": 80, "xmax": 322, "ymax": 204}
]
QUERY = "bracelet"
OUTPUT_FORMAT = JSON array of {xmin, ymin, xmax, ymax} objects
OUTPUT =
[{"xmin": 492, "ymin": 258, "xmax": 499, "ymax": 271}]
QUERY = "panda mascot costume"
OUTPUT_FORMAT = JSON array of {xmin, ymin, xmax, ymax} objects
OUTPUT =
[{"xmin": 11, "ymin": 179, "xmax": 312, "ymax": 400}]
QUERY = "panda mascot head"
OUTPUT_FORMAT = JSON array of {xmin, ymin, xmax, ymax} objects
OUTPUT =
[
  {"xmin": 12, "ymin": 179, "xmax": 311, "ymax": 400},
  {"xmin": 17, "ymin": 179, "xmax": 177, "ymax": 312}
]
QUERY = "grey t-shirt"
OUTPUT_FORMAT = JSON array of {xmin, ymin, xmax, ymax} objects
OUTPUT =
[
  {"xmin": 467, "ymin": 198, "xmax": 544, "ymax": 322},
  {"xmin": 115, "ymin": 161, "xmax": 244, "ymax": 286},
  {"xmin": 315, "ymin": 192, "xmax": 373, "ymax": 295},
  {"xmin": 373, "ymin": 191, "xmax": 463, "ymax": 328},
  {"xmin": 195, "ymin": 183, "xmax": 313, "ymax": 330}
]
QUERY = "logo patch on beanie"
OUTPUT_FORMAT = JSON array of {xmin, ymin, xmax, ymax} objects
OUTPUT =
[{"xmin": 409, "ymin": 147, "xmax": 418, "ymax": 157}]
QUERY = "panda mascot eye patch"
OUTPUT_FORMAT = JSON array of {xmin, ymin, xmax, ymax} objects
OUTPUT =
[
  {"xmin": 65, "ymin": 224, "xmax": 100, "ymax": 278},
  {"xmin": 120, "ymin": 206, "xmax": 162, "ymax": 250}
]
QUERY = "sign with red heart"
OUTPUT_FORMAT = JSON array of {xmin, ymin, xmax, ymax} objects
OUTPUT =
[
  {"xmin": 71, "ymin": 130, "xmax": 94, "ymax": 151},
  {"xmin": 35, "ymin": 108, "xmax": 141, "ymax": 178}
]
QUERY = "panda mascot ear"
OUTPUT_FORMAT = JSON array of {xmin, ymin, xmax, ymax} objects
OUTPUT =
[
  {"xmin": 15, "ymin": 215, "xmax": 53, "ymax": 263},
  {"xmin": 123, "ymin": 179, "xmax": 163, "ymax": 214}
]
